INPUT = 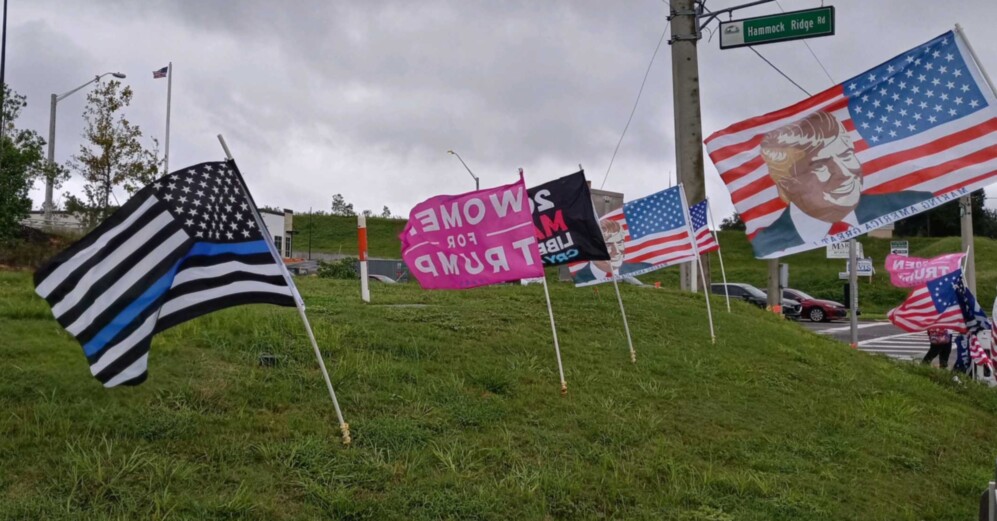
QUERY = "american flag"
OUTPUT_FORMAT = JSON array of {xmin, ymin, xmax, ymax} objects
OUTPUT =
[
  {"xmin": 568, "ymin": 186, "xmax": 697, "ymax": 283},
  {"xmin": 153, "ymin": 66, "xmax": 169, "ymax": 79},
  {"xmin": 954, "ymin": 278, "xmax": 995, "ymax": 369},
  {"xmin": 706, "ymin": 30, "xmax": 997, "ymax": 257},
  {"xmin": 34, "ymin": 161, "xmax": 298, "ymax": 387},
  {"xmin": 689, "ymin": 199, "xmax": 720, "ymax": 254},
  {"xmin": 887, "ymin": 269, "xmax": 969, "ymax": 333}
]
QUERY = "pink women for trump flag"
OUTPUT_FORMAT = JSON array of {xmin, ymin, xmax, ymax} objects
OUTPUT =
[
  {"xmin": 401, "ymin": 175, "xmax": 544, "ymax": 289},
  {"xmin": 885, "ymin": 252, "xmax": 965, "ymax": 288},
  {"xmin": 706, "ymin": 29, "xmax": 997, "ymax": 259}
]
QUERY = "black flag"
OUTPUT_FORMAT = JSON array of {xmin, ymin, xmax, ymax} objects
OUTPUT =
[{"xmin": 528, "ymin": 170, "xmax": 610, "ymax": 266}]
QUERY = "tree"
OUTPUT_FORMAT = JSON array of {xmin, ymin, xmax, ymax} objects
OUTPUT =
[
  {"xmin": 362, "ymin": 209, "xmax": 373, "ymax": 218},
  {"xmin": 330, "ymin": 193, "xmax": 355, "ymax": 216},
  {"xmin": 0, "ymin": 85, "xmax": 47, "ymax": 245},
  {"xmin": 63, "ymin": 80, "xmax": 160, "ymax": 227},
  {"xmin": 719, "ymin": 213, "xmax": 745, "ymax": 231},
  {"xmin": 380, "ymin": 206, "xmax": 392, "ymax": 218},
  {"xmin": 894, "ymin": 189, "xmax": 997, "ymax": 238}
]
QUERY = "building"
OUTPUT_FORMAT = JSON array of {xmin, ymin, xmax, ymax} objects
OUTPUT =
[{"xmin": 260, "ymin": 208, "xmax": 295, "ymax": 258}]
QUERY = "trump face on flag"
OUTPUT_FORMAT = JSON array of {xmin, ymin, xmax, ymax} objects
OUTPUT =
[{"xmin": 707, "ymin": 30, "xmax": 997, "ymax": 259}]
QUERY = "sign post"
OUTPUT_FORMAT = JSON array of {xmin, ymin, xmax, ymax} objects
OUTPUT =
[
  {"xmin": 720, "ymin": 6, "xmax": 835, "ymax": 50},
  {"xmin": 358, "ymin": 215, "xmax": 370, "ymax": 303},
  {"xmin": 890, "ymin": 240, "xmax": 909, "ymax": 256}
]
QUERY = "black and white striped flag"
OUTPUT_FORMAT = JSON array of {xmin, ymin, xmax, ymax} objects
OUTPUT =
[{"xmin": 34, "ymin": 161, "xmax": 298, "ymax": 387}]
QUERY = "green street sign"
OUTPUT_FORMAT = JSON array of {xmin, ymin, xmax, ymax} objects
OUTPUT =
[{"xmin": 720, "ymin": 6, "xmax": 835, "ymax": 49}]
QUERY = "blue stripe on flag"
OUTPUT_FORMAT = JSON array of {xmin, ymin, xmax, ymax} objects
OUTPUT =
[
  {"xmin": 187, "ymin": 240, "xmax": 271, "ymax": 257},
  {"xmin": 82, "ymin": 259, "xmax": 183, "ymax": 357}
]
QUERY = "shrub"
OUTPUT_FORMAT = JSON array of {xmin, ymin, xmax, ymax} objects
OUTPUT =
[{"xmin": 317, "ymin": 257, "xmax": 358, "ymax": 279}]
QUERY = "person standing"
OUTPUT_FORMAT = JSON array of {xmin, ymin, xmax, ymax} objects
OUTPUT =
[{"xmin": 923, "ymin": 327, "xmax": 953, "ymax": 369}]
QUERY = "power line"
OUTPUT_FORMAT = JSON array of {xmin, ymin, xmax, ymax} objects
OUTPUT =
[
  {"xmin": 600, "ymin": 20, "xmax": 671, "ymax": 190},
  {"xmin": 746, "ymin": 46, "xmax": 812, "ymax": 97},
  {"xmin": 774, "ymin": 0, "xmax": 835, "ymax": 85}
]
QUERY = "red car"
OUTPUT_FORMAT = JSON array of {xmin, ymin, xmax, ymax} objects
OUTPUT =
[{"xmin": 781, "ymin": 288, "xmax": 848, "ymax": 323}]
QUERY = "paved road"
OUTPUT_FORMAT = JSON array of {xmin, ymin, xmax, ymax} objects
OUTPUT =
[{"xmin": 799, "ymin": 319, "xmax": 932, "ymax": 363}]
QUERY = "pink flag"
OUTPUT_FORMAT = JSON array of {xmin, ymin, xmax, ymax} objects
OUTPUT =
[
  {"xmin": 401, "ymin": 176, "xmax": 544, "ymax": 289},
  {"xmin": 884, "ymin": 252, "xmax": 965, "ymax": 288}
]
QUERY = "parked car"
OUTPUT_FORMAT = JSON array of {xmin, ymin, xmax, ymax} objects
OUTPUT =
[
  {"xmin": 711, "ymin": 283, "xmax": 802, "ymax": 319},
  {"xmin": 368, "ymin": 274, "xmax": 397, "ymax": 284},
  {"xmin": 780, "ymin": 288, "xmax": 847, "ymax": 323}
]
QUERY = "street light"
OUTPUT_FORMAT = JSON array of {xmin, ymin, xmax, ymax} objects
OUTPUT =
[
  {"xmin": 45, "ymin": 71, "xmax": 127, "ymax": 223},
  {"xmin": 447, "ymin": 149, "xmax": 480, "ymax": 191}
]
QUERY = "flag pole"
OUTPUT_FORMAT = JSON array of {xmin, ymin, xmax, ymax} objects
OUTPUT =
[
  {"xmin": 679, "ymin": 185, "xmax": 715, "ymax": 344},
  {"xmin": 705, "ymin": 201, "xmax": 731, "ymax": 312},
  {"xmin": 218, "ymin": 134, "xmax": 351, "ymax": 445},
  {"xmin": 612, "ymin": 278, "xmax": 637, "ymax": 363},
  {"xmin": 164, "ymin": 62, "xmax": 172, "ymax": 175},
  {"xmin": 541, "ymin": 276, "xmax": 568, "ymax": 395},
  {"xmin": 586, "ymin": 189, "xmax": 636, "ymax": 364}
]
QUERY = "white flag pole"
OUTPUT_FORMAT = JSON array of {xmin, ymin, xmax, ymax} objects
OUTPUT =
[
  {"xmin": 164, "ymin": 62, "xmax": 172, "ymax": 175},
  {"xmin": 705, "ymin": 201, "xmax": 731, "ymax": 312},
  {"xmin": 357, "ymin": 214, "xmax": 370, "ymax": 303},
  {"xmin": 218, "ymin": 134, "xmax": 351, "ymax": 445},
  {"xmin": 612, "ymin": 278, "xmax": 637, "ymax": 363},
  {"xmin": 679, "ymin": 185, "xmax": 716, "ymax": 344},
  {"xmin": 541, "ymin": 276, "xmax": 568, "ymax": 395},
  {"xmin": 586, "ymin": 189, "xmax": 636, "ymax": 364}
]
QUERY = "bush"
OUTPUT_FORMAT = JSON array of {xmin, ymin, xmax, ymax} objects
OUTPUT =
[{"xmin": 317, "ymin": 257, "xmax": 358, "ymax": 279}]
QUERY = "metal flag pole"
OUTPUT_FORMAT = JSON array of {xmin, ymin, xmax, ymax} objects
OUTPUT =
[
  {"xmin": 705, "ymin": 200, "xmax": 731, "ymax": 312},
  {"xmin": 218, "ymin": 134, "xmax": 351, "ymax": 445},
  {"xmin": 164, "ymin": 62, "xmax": 173, "ymax": 175},
  {"xmin": 541, "ymin": 276, "xmax": 568, "ymax": 395},
  {"xmin": 679, "ymin": 185, "xmax": 715, "ymax": 344},
  {"xmin": 848, "ymin": 238, "xmax": 859, "ymax": 349}
]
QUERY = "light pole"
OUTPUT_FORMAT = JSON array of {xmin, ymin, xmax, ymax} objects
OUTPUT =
[
  {"xmin": 45, "ymin": 71, "xmax": 126, "ymax": 224},
  {"xmin": 447, "ymin": 149, "xmax": 479, "ymax": 191}
]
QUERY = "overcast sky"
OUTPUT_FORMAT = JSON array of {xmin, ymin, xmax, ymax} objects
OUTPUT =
[{"xmin": 8, "ymin": 0, "xmax": 997, "ymax": 223}]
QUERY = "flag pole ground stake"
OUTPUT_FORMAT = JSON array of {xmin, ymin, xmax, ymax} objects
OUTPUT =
[
  {"xmin": 218, "ymin": 134, "xmax": 351, "ymax": 445},
  {"xmin": 540, "ymin": 276, "xmax": 568, "ymax": 395},
  {"xmin": 612, "ymin": 279, "xmax": 636, "ymax": 363},
  {"xmin": 705, "ymin": 202, "xmax": 731, "ymax": 312}
]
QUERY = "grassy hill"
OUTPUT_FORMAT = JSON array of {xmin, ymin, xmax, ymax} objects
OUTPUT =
[
  {"xmin": 296, "ymin": 213, "xmax": 996, "ymax": 315},
  {"xmin": 4, "ymin": 269, "xmax": 997, "ymax": 519},
  {"xmin": 293, "ymin": 214, "xmax": 407, "ymax": 258}
]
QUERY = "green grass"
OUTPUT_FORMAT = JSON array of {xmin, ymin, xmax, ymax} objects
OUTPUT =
[
  {"xmin": 3, "ymin": 269, "xmax": 997, "ymax": 519},
  {"xmin": 294, "ymin": 214, "xmax": 407, "ymax": 258},
  {"xmin": 296, "ymin": 214, "xmax": 996, "ymax": 315}
]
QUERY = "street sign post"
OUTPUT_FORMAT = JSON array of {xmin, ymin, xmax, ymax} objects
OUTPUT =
[{"xmin": 720, "ymin": 6, "xmax": 835, "ymax": 50}]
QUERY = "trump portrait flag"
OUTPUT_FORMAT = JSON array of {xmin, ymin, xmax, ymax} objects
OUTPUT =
[
  {"xmin": 706, "ymin": 29, "xmax": 997, "ymax": 259},
  {"xmin": 401, "ymin": 174, "xmax": 544, "ymax": 289}
]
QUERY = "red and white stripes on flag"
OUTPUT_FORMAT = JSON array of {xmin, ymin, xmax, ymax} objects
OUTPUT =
[
  {"xmin": 567, "ymin": 206, "xmax": 696, "ymax": 281},
  {"xmin": 705, "ymin": 30, "xmax": 997, "ymax": 254}
]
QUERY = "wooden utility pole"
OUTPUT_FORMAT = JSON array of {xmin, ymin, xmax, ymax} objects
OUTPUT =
[{"xmin": 670, "ymin": 0, "xmax": 709, "ymax": 291}]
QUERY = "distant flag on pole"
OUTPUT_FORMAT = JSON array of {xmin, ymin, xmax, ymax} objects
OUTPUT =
[
  {"xmin": 153, "ymin": 66, "xmax": 169, "ymax": 79},
  {"xmin": 689, "ymin": 200, "xmax": 720, "ymax": 254},
  {"xmin": 706, "ymin": 30, "xmax": 997, "ymax": 259},
  {"xmin": 33, "ymin": 161, "xmax": 298, "ymax": 387}
]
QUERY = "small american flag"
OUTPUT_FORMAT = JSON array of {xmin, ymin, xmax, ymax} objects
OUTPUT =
[
  {"xmin": 689, "ymin": 199, "xmax": 719, "ymax": 254},
  {"xmin": 153, "ymin": 66, "xmax": 169, "ymax": 79},
  {"xmin": 706, "ymin": 30, "xmax": 997, "ymax": 258},
  {"xmin": 34, "ymin": 161, "xmax": 298, "ymax": 387},
  {"xmin": 887, "ymin": 269, "xmax": 969, "ymax": 333},
  {"xmin": 568, "ymin": 186, "xmax": 697, "ymax": 283}
]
